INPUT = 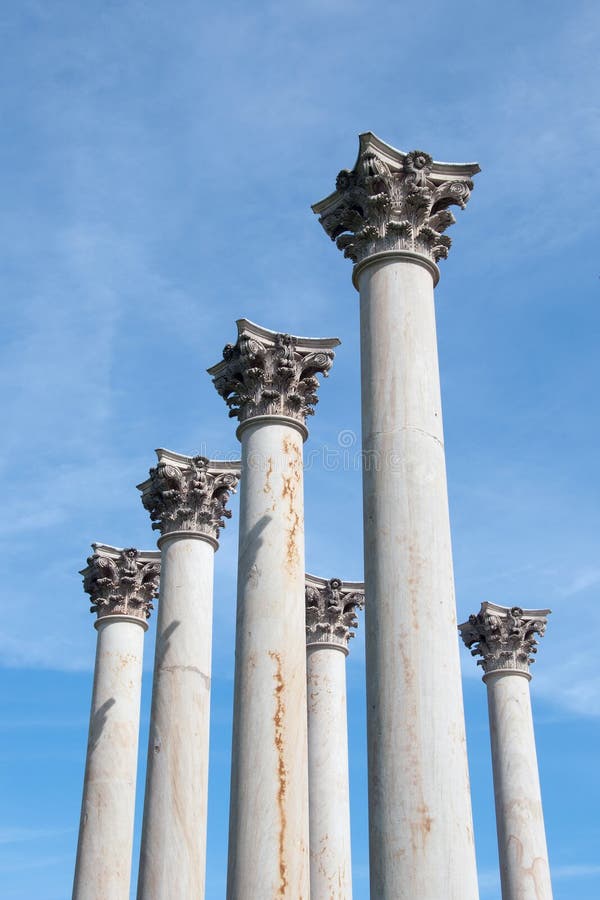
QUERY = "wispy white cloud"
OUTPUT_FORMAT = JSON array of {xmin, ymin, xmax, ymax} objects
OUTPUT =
[
  {"xmin": 0, "ymin": 717, "xmax": 87, "ymax": 730},
  {"xmin": 479, "ymin": 862, "xmax": 600, "ymax": 895},
  {"xmin": 0, "ymin": 826, "xmax": 72, "ymax": 845},
  {"xmin": 554, "ymin": 865, "xmax": 600, "ymax": 879},
  {"xmin": 561, "ymin": 568, "xmax": 600, "ymax": 597},
  {"xmin": 0, "ymin": 854, "xmax": 71, "ymax": 874}
]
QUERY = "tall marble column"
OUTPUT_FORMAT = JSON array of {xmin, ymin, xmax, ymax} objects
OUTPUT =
[
  {"xmin": 209, "ymin": 319, "xmax": 339, "ymax": 899},
  {"xmin": 313, "ymin": 133, "xmax": 481, "ymax": 899},
  {"xmin": 460, "ymin": 603, "xmax": 553, "ymax": 900},
  {"xmin": 305, "ymin": 575, "xmax": 364, "ymax": 900},
  {"xmin": 136, "ymin": 449, "xmax": 239, "ymax": 900},
  {"xmin": 73, "ymin": 544, "xmax": 160, "ymax": 900}
]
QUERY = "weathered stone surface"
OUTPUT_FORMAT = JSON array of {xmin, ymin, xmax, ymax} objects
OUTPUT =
[
  {"xmin": 313, "ymin": 134, "xmax": 480, "ymax": 900},
  {"xmin": 360, "ymin": 258, "xmax": 479, "ymax": 900},
  {"xmin": 305, "ymin": 574, "xmax": 364, "ymax": 650},
  {"xmin": 312, "ymin": 132, "xmax": 479, "ymax": 266},
  {"xmin": 137, "ymin": 449, "xmax": 240, "ymax": 541},
  {"xmin": 459, "ymin": 601, "xmax": 550, "ymax": 676},
  {"xmin": 137, "ymin": 450, "xmax": 239, "ymax": 899},
  {"xmin": 137, "ymin": 536, "xmax": 216, "ymax": 900},
  {"xmin": 74, "ymin": 544, "xmax": 156, "ymax": 900},
  {"xmin": 82, "ymin": 543, "xmax": 160, "ymax": 622},
  {"xmin": 226, "ymin": 417, "xmax": 311, "ymax": 899},
  {"xmin": 214, "ymin": 320, "xmax": 340, "ymax": 900},
  {"xmin": 305, "ymin": 575, "xmax": 363, "ymax": 900},
  {"xmin": 460, "ymin": 603, "xmax": 553, "ymax": 900},
  {"xmin": 208, "ymin": 318, "xmax": 339, "ymax": 428}
]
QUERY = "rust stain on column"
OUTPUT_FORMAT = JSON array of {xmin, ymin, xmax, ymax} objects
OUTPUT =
[
  {"xmin": 263, "ymin": 457, "xmax": 274, "ymax": 494},
  {"xmin": 509, "ymin": 834, "xmax": 548, "ymax": 897},
  {"xmin": 269, "ymin": 650, "xmax": 288, "ymax": 897},
  {"xmin": 281, "ymin": 436, "xmax": 302, "ymax": 575},
  {"xmin": 412, "ymin": 803, "xmax": 433, "ymax": 846}
]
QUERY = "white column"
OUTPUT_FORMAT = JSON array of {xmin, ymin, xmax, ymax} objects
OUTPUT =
[
  {"xmin": 136, "ymin": 450, "xmax": 239, "ymax": 900},
  {"xmin": 305, "ymin": 575, "xmax": 364, "ymax": 900},
  {"xmin": 73, "ymin": 544, "xmax": 160, "ymax": 900},
  {"xmin": 313, "ymin": 134, "xmax": 481, "ymax": 899},
  {"xmin": 209, "ymin": 320, "xmax": 339, "ymax": 900},
  {"xmin": 460, "ymin": 603, "xmax": 553, "ymax": 900}
]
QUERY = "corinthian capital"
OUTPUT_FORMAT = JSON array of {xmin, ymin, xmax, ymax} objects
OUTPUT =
[
  {"xmin": 208, "ymin": 319, "xmax": 340, "ymax": 429},
  {"xmin": 312, "ymin": 132, "xmax": 480, "ymax": 269},
  {"xmin": 137, "ymin": 449, "xmax": 240, "ymax": 541},
  {"xmin": 81, "ymin": 544, "xmax": 160, "ymax": 624},
  {"xmin": 459, "ymin": 602, "xmax": 550, "ymax": 677},
  {"xmin": 305, "ymin": 574, "xmax": 365, "ymax": 652}
]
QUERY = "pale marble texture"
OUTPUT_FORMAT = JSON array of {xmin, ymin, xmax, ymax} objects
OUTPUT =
[
  {"xmin": 357, "ymin": 256, "xmax": 479, "ymax": 900},
  {"xmin": 306, "ymin": 644, "xmax": 353, "ymax": 900},
  {"xmin": 485, "ymin": 671, "xmax": 553, "ymax": 900},
  {"xmin": 72, "ymin": 616, "xmax": 146, "ymax": 900},
  {"xmin": 137, "ymin": 534, "xmax": 215, "ymax": 900},
  {"xmin": 227, "ymin": 419, "xmax": 310, "ymax": 900}
]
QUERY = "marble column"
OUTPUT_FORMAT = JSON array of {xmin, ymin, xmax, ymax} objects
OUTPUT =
[
  {"xmin": 313, "ymin": 133, "xmax": 481, "ymax": 899},
  {"xmin": 305, "ymin": 575, "xmax": 364, "ymax": 900},
  {"xmin": 73, "ymin": 544, "xmax": 160, "ymax": 900},
  {"xmin": 136, "ymin": 449, "xmax": 239, "ymax": 900},
  {"xmin": 209, "ymin": 319, "xmax": 339, "ymax": 900},
  {"xmin": 460, "ymin": 603, "xmax": 553, "ymax": 900}
]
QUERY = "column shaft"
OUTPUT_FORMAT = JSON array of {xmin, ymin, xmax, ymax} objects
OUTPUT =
[
  {"xmin": 307, "ymin": 645, "xmax": 352, "ymax": 900},
  {"xmin": 227, "ymin": 420, "xmax": 310, "ymax": 899},
  {"xmin": 137, "ymin": 535, "xmax": 215, "ymax": 899},
  {"xmin": 358, "ymin": 257, "xmax": 478, "ymax": 899},
  {"xmin": 486, "ymin": 672, "xmax": 553, "ymax": 900},
  {"xmin": 73, "ymin": 618, "xmax": 145, "ymax": 900}
]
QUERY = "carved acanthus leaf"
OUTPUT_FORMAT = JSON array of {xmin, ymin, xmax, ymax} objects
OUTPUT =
[
  {"xmin": 82, "ymin": 545, "xmax": 160, "ymax": 622},
  {"xmin": 139, "ymin": 452, "xmax": 239, "ymax": 539},
  {"xmin": 459, "ymin": 602, "xmax": 550, "ymax": 676},
  {"xmin": 313, "ymin": 133, "xmax": 479, "ymax": 266},
  {"xmin": 208, "ymin": 320, "xmax": 340, "ymax": 426},
  {"xmin": 305, "ymin": 576, "xmax": 365, "ymax": 651}
]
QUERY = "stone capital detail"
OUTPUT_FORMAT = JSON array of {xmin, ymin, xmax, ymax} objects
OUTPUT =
[
  {"xmin": 305, "ymin": 574, "xmax": 365, "ymax": 651},
  {"xmin": 81, "ymin": 544, "xmax": 161, "ymax": 623},
  {"xmin": 137, "ymin": 449, "xmax": 240, "ymax": 540},
  {"xmin": 312, "ymin": 132, "xmax": 480, "ymax": 267},
  {"xmin": 208, "ymin": 319, "xmax": 340, "ymax": 428},
  {"xmin": 459, "ymin": 602, "xmax": 551, "ymax": 676}
]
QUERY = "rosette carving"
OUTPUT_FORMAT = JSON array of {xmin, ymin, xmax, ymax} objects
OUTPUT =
[
  {"xmin": 305, "ymin": 575, "xmax": 365, "ymax": 651},
  {"xmin": 82, "ymin": 545, "xmax": 160, "ymax": 623},
  {"xmin": 139, "ymin": 451, "xmax": 240, "ymax": 540},
  {"xmin": 459, "ymin": 602, "xmax": 550, "ymax": 676},
  {"xmin": 208, "ymin": 320, "xmax": 340, "ymax": 427},
  {"xmin": 312, "ymin": 132, "xmax": 480, "ymax": 266}
]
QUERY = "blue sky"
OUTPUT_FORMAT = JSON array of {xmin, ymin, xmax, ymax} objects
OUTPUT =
[{"xmin": 1, "ymin": 0, "xmax": 599, "ymax": 897}]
